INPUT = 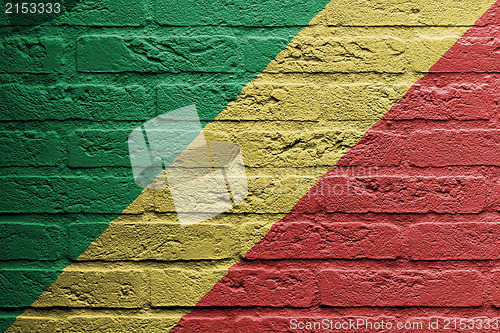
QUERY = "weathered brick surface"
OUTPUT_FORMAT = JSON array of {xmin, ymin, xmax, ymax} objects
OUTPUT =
[
  {"xmin": 0, "ymin": 37, "xmax": 65, "ymax": 73},
  {"xmin": 218, "ymin": 82, "xmax": 322, "ymax": 121},
  {"xmin": 336, "ymin": 132, "xmax": 405, "ymax": 167},
  {"xmin": 429, "ymin": 35, "xmax": 500, "ymax": 73},
  {"xmin": 157, "ymin": 83, "xmax": 245, "ymax": 121},
  {"xmin": 150, "ymin": 269, "xmax": 228, "ymax": 307},
  {"xmin": 173, "ymin": 317, "xmax": 236, "ymax": 333},
  {"xmin": 4, "ymin": 315, "xmax": 181, "ymax": 333},
  {"xmin": 235, "ymin": 130, "xmax": 365, "ymax": 167},
  {"xmin": 0, "ymin": 270, "xmax": 61, "ymax": 307},
  {"xmin": 171, "ymin": 2, "xmax": 500, "ymax": 328},
  {"xmin": 0, "ymin": 84, "xmax": 147, "ymax": 121},
  {"xmin": 311, "ymin": 0, "xmax": 495, "ymax": 26},
  {"xmin": 68, "ymin": 129, "xmax": 131, "ymax": 167},
  {"xmin": 406, "ymin": 223, "xmax": 500, "ymax": 260},
  {"xmin": 0, "ymin": 131, "xmax": 63, "ymax": 166},
  {"xmin": 2, "ymin": 316, "xmax": 66, "ymax": 333},
  {"xmin": 267, "ymin": 36, "xmax": 407, "ymax": 73},
  {"xmin": 2, "ymin": 0, "xmax": 500, "ymax": 331},
  {"xmin": 153, "ymin": 267, "xmax": 316, "ymax": 308},
  {"xmin": 491, "ymin": 270, "xmax": 500, "ymax": 307},
  {"xmin": 315, "ymin": 176, "xmax": 491, "ymax": 214},
  {"xmin": 154, "ymin": 0, "xmax": 329, "ymax": 26},
  {"xmin": 77, "ymin": 35, "xmax": 242, "ymax": 73},
  {"xmin": 388, "ymin": 74, "xmax": 499, "ymax": 120},
  {"xmin": 33, "ymin": 268, "xmax": 148, "ymax": 308},
  {"xmin": 319, "ymin": 270, "xmax": 485, "ymax": 307},
  {"xmin": 0, "ymin": 177, "xmax": 138, "ymax": 213},
  {"xmin": 57, "ymin": 0, "xmax": 147, "ymax": 26},
  {"xmin": 75, "ymin": 223, "xmax": 240, "ymax": 260},
  {"xmin": 321, "ymin": 83, "xmax": 412, "ymax": 121},
  {"xmin": 409, "ymin": 130, "xmax": 500, "ymax": 167},
  {"xmin": 0, "ymin": 223, "xmax": 65, "ymax": 260},
  {"xmin": 198, "ymin": 268, "xmax": 315, "ymax": 307},
  {"xmin": 245, "ymin": 222, "xmax": 401, "ymax": 259},
  {"xmin": 409, "ymin": 36, "xmax": 464, "ymax": 73},
  {"xmin": 244, "ymin": 37, "xmax": 290, "ymax": 72}
]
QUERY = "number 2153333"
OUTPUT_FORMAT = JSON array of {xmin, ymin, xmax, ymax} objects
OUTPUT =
[{"xmin": 5, "ymin": 2, "xmax": 61, "ymax": 14}]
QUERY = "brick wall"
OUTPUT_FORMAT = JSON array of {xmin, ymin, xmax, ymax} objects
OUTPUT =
[{"xmin": 1, "ymin": 0, "xmax": 499, "ymax": 332}]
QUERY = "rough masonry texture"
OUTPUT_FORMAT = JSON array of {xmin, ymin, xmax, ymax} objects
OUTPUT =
[{"xmin": 0, "ymin": 0, "xmax": 499, "ymax": 332}]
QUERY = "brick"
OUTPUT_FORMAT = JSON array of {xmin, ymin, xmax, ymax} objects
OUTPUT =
[
  {"xmin": 5, "ymin": 315, "xmax": 180, "ymax": 333},
  {"xmin": 492, "ymin": 270, "xmax": 500, "ymax": 307},
  {"xmin": 321, "ymin": 83, "xmax": 412, "ymax": 121},
  {"xmin": 33, "ymin": 268, "xmax": 148, "ymax": 308},
  {"xmin": 56, "ymin": 0, "xmax": 146, "ymax": 26},
  {"xmin": 406, "ymin": 223, "xmax": 500, "ymax": 260},
  {"xmin": 0, "ymin": 177, "xmax": 140, "ymax": 214},
  {"xmin": 244, "ymin": 37, "xmax": 289, "ymax": 72},
  {"xmin": 245, "ymin": 222, "xmax": 401, "ymax": 259},
  {"xmin": 310, "ymin": 0, "xmax": 494, "ymax": 26},
  {"xmin": 266, "ymin": 36, "xmax": 406, "ymax": 73},
  {"xmin": 0, "ymin": 37, "xmax": 64, "ymax": 73},
  {"xmin": 235, "ymin": 316, "xmax": 290, "ymax": 332},
  {"xmin": 174, "ymin": 317, "xmax": 236, "ymax": 333},
  {"xmin": 319, "ymin": 270, "xmax": 484, "ymax": 307},
  {"xmin": 238, "ymin": 221, "xmax": 274, "ymax": 255},
  {"xmin": 409, "ymin": 36, "xmax": 462, "ymax": 73},
  {"xmin": 124, "ymin": 173, "xmax": 255, "ymax": 215},
  {"xmin": 0, "ymin": 270, "xmax": 61, "ymax": 307},
  {"xmin": 0, "ymin": 223, "xmax": 65, "ymax": 260},
  {"xmin": 411, "ymin": 35, "xmax": 500, "ymax": 73},
  {"xmin": 409, "ymin": 130, "xmax": 500, "ymax": 167},
  {"xmin": 218, "ymin": 82, "xmax": 322, "ymax": 121},
  {"xmin": 315, "ymin": 176, "xmax": 490, "ymax": 214},
  {"xmin": 388, "ymin": 75, "xmax": 498, "ymax": 120},
  {"xmin": 3, "ymin": 316, "xmax": 66, "ymax": 333},
  {"xmin": 121, "ymin": 184, "xmax": 176, "ymax": 214},
  {"xmin": 236, "ymin": 130, "xmax": 365, "ymax": 167},
  {"xmin": 74, "ymin": 223, "xmax": 239, "ymax": 261},
  {"xmin": 157, "ymin": 83, "xmax": 244, "ymax": 121},
  {"xmin": 150, "ymin": 269, "xmax": 228, "ymax": 307},
  {"xmin": 67, "ymin": 222, "xmax": 108, "ymax": 260},
  {"xmin": 0, "ymin": 131, "xmax": 63, "ymax": 166},
  {"xmin": 198, "ymin": 268, "xmax": 315, "ymax": 307},
  {"xmin": 77, "ymin": 35, "xmax": 242, "ymax": 73},
  {"xmin": 430, "ymin": 36, "xmax": 500, "ymax": 73},
  {"xmin": 154, "ymin": 0, "xmax": 328, "ymax": 26},
  {"xmin": 67, "ymin": 316, "xmax": 179, "ymax": 333},
  {"xmin": 233, "ymin": 175, "xmax": 321, "ymax": 214},
  {"xmin": 69, "ymin": 129, "xmax": 130, "ymax": 167},
  {"xmin": 0, "ymin": 84, "xmax": 147, "ymax": 121},
  {"xmin": 337, "ymin": 132, "xmax": 405, "ymax": 167}
]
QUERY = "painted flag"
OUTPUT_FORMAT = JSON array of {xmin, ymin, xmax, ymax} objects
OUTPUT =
[{"xmin": 2, "ymin": 0, "xmax": 499, "ymax": 332}]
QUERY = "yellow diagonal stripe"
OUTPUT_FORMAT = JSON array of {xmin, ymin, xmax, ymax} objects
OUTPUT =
[{"xmin": 7, "ymin": 1, "xmax": 496, "ymax": 331}]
